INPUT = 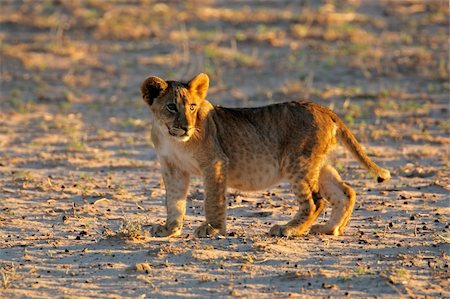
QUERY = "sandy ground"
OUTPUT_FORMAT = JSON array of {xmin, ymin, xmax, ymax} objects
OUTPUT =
[{"xmin": 0, "ymin": 0, "xmax": 449, "ymax": 298}]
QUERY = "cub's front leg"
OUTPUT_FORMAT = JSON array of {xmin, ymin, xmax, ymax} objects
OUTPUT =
[
  {"xmin": 151, "ymin": 159, "xmax": 190, "ymax": 237},
  {"xmin": 195, "ymin": 159, "xmax": 228, "ymax": 238}
]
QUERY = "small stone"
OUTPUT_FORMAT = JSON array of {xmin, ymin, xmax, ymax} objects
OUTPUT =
[
  {"xmin": 135, "ymin": 262, "xmax": 152, "ymax": 272},
  {"xmin": 322, "ymin": 283, "xmax": 336, "ymax": 289}
]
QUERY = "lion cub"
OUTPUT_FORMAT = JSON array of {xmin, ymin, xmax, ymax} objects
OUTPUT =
[{"xmin": 141, "ymin": 73, "xmax": 390, "ymax": 238}]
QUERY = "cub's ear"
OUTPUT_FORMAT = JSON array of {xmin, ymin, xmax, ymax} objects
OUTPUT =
[
  {"xmin": 188, "ymin": 73, "xmax": 209, "ymax": 100},
  {"xmin": 140, "ymin": 76, "xmax": 168, "ymax": 106}
]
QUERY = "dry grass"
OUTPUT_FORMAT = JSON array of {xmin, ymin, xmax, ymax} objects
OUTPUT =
[
  {"xmin": 0, "ymin": 0, "xmax": 448, "ymax": 298},
  {"xmin": 118, "ymin": 217, "xmax": 150, "ymax": 242},
  {"xmin": 1, "ymin": 263, "xmax": 17, "ymax": 289}
]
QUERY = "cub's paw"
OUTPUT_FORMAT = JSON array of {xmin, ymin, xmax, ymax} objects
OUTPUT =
[
  {"xmin": 194, "ymin": 223, "xmax": 224, "ymax": 238},
  {"xmin": 269, "ymin": 224, "xmax": 292, "ymax": 237},
  {"xmin": 310, "ymin": 224, "xmax": 340, "ymax": 236},
  {"xmin": 151, "ymin": 224, "xmax": 181, "ymax": 238},
  {"xmin": 269, "ymin": 224, "xmax": 307, "ymax": 237}
]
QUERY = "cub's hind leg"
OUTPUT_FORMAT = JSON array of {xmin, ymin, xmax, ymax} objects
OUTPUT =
[
  {"xmin": 310, "ymin": 164, "xmax": 356, "ymax": 236},
  {"xmin": 269, "ymin": 178, "xmax": 325, "ymax": 238}
]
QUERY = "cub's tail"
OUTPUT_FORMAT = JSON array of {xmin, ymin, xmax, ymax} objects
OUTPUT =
[{"xmin": 332, "ymin": 113, "xmax": 391, "ymax": 182}]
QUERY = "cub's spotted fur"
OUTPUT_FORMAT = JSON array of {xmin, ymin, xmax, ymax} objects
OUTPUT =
[{"xmin": 141, "ymin": 73, "xmax": 390, "ymax": 238}]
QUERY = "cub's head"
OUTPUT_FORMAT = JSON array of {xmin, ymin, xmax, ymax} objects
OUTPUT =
[{"xmin": 140, "ymin": 73, "xmax": 209, "ymax": 142}]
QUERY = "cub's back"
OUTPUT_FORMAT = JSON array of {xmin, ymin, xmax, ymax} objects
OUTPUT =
[{"xmin": 211, "ymin": 101, "xmax": 331, "ymax": 154}]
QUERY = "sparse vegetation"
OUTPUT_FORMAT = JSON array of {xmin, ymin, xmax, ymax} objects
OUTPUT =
[
  {"xmin": 1, "ymin": 263, "xmax": 17, "ymax": 289},
  {"xmin": 118, "ymin": 217, "xmax": 149, "ymax": 241},
  {"xmin": 0, "ymin": 0, "xmax": 448, "ymax": 298}
]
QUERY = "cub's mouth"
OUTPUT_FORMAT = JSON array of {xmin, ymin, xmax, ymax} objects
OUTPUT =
[{"xmin": 168, "ymin": 127, "xmax": 192, "ymax": 142}]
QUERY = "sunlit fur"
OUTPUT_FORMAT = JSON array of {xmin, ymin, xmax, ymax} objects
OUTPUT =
[{"xmin": 141, "ymin": 73, "xmax": 390, "ymax": 238}]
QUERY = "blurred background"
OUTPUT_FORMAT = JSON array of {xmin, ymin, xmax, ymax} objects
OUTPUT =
[
  {"xmin": 0, "ymin": 0, "xmax": 448, "ymax": 179},
  {"xmin": 0, "ymin": 2, "xmax": 449, "ymax": 297}
]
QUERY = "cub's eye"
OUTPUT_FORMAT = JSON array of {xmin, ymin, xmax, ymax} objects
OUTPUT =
[
  {"xmin": 166, "ymin": 103, "xmax": 177, "ymax": 113},
  {"xmin": 189, "ymin": 104, "xmax": 196, "ymax": 112}
]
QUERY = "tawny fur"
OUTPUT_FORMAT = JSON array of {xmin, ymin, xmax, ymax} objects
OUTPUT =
[{"xmin": 141, "ymin": 73, "xmax": 390, "ymax": 238}]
